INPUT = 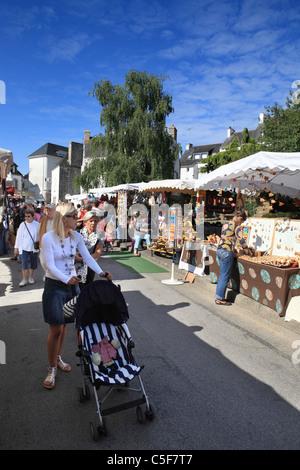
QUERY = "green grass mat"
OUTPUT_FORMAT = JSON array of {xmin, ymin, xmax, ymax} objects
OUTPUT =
[{"xmin": 106, "ymin": 250, "xmax": 168, "ymax": 273}]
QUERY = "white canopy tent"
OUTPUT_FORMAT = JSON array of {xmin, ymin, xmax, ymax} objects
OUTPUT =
[
  {"xmin": 67, "ymin": 183, "xmax": 144, "ymax": 205},
  {"xmin": 194, "ymin": 151, "xmax": 300, "ymax": 199},
  {"xmin": 90, "ymin": 182, "xmax": 143, "ymax": 195},
  {"xmin": 139, "ymin": 179, "xmax": 196, "ymax": 194}
]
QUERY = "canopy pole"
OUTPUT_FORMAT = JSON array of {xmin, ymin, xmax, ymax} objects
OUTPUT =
[{"xmin": 161, "ymin": 249, "xmax": 184, "ymax": 285}]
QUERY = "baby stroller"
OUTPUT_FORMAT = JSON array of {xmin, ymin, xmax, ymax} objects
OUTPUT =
[{"xmin": 72, "ymin": 279, "xmax": 154, "ymax": 440}]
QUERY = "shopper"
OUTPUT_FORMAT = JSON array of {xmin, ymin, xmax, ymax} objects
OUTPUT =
[
  {"xmin": 14, "ymin": 208, "xmax": 40, "ymax": 286},
  {"xmin": 134, "ymin": 213, "xmax": 151, "ymax": 256},
  {"xmin": 215, "ymin": 209, "xmax": 249, "ymax": 306},
  {"xmin": 39, "ymin": 204, "xmax": 56, "ymax": 246},
  {"xmin": 41, "ymin": 203, "xmax": 112, "ymax": 390},
  {"xmin": 75, "ymin": 210, "xmax": 104, "ymax": 290}
]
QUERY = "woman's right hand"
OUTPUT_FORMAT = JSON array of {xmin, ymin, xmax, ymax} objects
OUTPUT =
[{"xmin": 67, "ymin": 276, "xmax": 81, "ymax": 285}]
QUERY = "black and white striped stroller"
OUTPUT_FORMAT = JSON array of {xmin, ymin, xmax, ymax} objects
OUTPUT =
[{"xmin": 69, "ymin": 279, "xmax": 154, "ymax": 440}]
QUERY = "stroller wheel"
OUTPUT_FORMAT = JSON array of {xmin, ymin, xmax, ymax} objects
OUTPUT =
[
  {"xmin": 136, "ymin": 406, "xmax": 146, "ymax": 424},
  {"xmin": 90, "ymin": 419, "xmax": 107, "ymax": 441},
  {"xmin": 89, "ymin": 421, "xmax": 100, "ymax": 441},
  {"xmin": 145, "ymin": 403, "xmax": 155, "ymax": 421},
  {"xmin": 77, "ymin": 384, "xmax": 91, "ymax": 403}
]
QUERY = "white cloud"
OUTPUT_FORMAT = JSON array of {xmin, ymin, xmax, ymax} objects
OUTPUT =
[{"xmin": 40, "ymin": 33, "xmax": 94, "ymax": 63}]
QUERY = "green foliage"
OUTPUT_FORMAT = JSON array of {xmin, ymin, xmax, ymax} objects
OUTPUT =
[
  {"xmin": 260, "ymin": 85, "xmax": 300, "ymax": 151},
  {"xmin": 79, "ymin": 69, "xmax": 178, "ymax": 189},
  {"xmin": 200, "ymin": 132, "xmax": 261, "ymax": 173},
  {"xmin": 244, "ymin": 197, "xmax": 259, "ymax": 217},
  {"xmin": 73, "ymin": 158, "xmax": 103, "ymax": 193}
]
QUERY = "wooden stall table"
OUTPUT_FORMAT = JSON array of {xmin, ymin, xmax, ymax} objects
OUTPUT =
[
  {"xmin": 208, "ymin": 248, "xmax": 300, "ymax": 316},
  {"xmin": 179, "ymin": 241, "xmax": 213, "ymax": 276}
]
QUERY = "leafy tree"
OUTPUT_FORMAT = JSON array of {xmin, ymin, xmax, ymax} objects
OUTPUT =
[
  {"xmin": 261, "ymin": 86, "xmax": 300, "ymax": 151},
  {"xmin": 79, "ymin": 70, "xmax": 179, "ymax": 188},
  {"xmin": 73, "ymin": 158, "xmax": 103, "ymax": 193},
  {"xmin": 200, "ymin": 132, "xmax": 261, "ymax": 173}
]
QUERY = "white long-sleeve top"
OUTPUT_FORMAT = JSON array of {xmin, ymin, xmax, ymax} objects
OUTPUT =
[
  {"xmin": 41, "ymin": 230, "xmax": 103, "ymax": 284},
  {"xmin": 15, "ymin": 220, "xmax": 40, "ymax": 254}
]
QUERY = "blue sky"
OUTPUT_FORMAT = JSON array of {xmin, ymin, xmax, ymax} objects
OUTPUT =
[{"xmin": 1, "ymin": 0, "xmax": 300, "ymax": 176}]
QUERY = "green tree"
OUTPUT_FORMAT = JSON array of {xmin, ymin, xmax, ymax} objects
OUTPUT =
[
  {"xmin": 261, "ymin": 86, "xmax": 300, "ymax": 151},
  {"xmin": 73, "ymin": 158, "xmax": 103, "ymax": 193},
  {"xmin": 79, "ymin": 70, "xmax": 178, "ymax": 188},
  {"xmin": 200, "ymin": 132, "xmax": 261, "ymax": 173}
]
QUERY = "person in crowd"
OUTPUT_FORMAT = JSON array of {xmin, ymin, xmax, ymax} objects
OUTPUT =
[
  {"xmin": 34, "ymin": 207, "xmax": 42, "ymax": 222},
  {"xmin": 158, "ymin": 210, "xmax": 167, "ymax": 236},
  {"xmin": 11, "ymin": 205, "xmax": 21, "ymax": 238},
  {"xmin": 75, "ymin": 210, "xmax": 105, "ymax": 290},
  {"xmin": 39, "ymin": 204, "xmax": 56, "ymax": 278},
  {"xmin": 215, "ymin": 209, "xmax": 249, "ymax": 306},
  {"xmin": 14, "ymin": 208, "xmax": 40, "ymax": 286},
  {"xmin": 19, "ymin": 201, "xmax": 28, "ymax": 223},
  {"xmin": 41, "ymin": 203, "xmax": 112, "ymax": 390},
  {"xmin": 76, "ymin": 204, "xmax": 81, "ymax": 218},
  {"xmin": 39, "ymin": 204, "xmax": 56, "ymax": 246},
  {"xmin": 104, "ymin": 219, "xmax": 115, "ymax": 252},
  {"xmin": 133, "ymin": 212, "xmax": 151, "ymax": 256}
]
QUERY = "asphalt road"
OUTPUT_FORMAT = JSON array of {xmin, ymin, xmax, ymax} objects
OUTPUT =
[{"xmin": 1, "ymin": 248, "xmax": 300, "ymax": 451}]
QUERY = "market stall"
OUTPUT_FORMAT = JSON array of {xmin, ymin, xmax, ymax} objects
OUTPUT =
[
  {"xmin": 139, "ymin": 179, "xmax": 200, "ymax": 256},
  {"xmin": 138, "ymin": 179, "xmax": 196, "ymax": 195},
  {"xmin": 194, "ymin": 151, "xmax": 300, "ymax": 198},
  {"xmin": 208, "ymin": 247, "xmax": 300, "ymax": 316},
  {"xmin": 192, "ymin": 152, "xmax": 300, "ymax": 317},
  {"xmin": 205, "ymin": 215, "xmax": 300, "ymax": 316},
  {"xmin": 179, "ymin": 241, "xmax": 210, "ymax": 276}
]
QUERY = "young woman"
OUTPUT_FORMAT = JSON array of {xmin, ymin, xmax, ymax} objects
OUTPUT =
[
  {"xmin": 14, "ymin": 208, "xmax": 40, "ymax": 286},
  {"xmin": 41, "ymin": 203, "xmax": 112, "ymax": 390}
]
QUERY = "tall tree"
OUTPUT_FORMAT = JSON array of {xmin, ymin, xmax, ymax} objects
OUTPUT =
[
  {"xmin": 261, "ymin": 86, "xmax": 300, "ymax": 151},
  {"xmin": 82, "ymin": 70, "xmax": 178, "ymax": 188}
]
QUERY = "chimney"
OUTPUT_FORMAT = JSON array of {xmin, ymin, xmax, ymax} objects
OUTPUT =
[
  {"xmin": 227, "ymin": 126, "xmax": 235, "ymax": 138},
  {"xmin": 186, "ymin": 143, "xmax": 193, "ymax": 150},
  {"xmin": 84, "ymin": 130, "xmax": 91, "ymax": 144},
  {"xmin": 68, "ymin": 141, "xmax": 83, "ymax": 167},
  {"xmin": 168, "ymin": 124, "xmax": 177, "ymax": 142}
]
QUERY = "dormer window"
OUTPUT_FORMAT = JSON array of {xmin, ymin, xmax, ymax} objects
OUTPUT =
[{"xmin": 56, "ymin": 150, "xmax": 67, "ymax": 157}]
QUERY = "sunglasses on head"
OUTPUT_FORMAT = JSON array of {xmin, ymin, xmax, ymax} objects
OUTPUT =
[{"xmin": 66, "ymin": 214, "xmax": 78, "ymax": 220}]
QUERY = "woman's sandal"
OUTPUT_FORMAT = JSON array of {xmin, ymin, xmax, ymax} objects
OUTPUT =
[
  {"xmin": 215, "ymin": 299, "xmax": 232, "ymax": 306},
  {"xmin": 43, "ymin": 366, "xmax": 57, "ymax": 389},
  {"xmin": 57, "ymin": 355, "xmax": 71, "ymax": 372}
]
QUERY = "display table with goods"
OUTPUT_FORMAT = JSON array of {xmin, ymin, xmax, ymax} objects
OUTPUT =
[
  {"xmin": 148, "ymin": 236, "xmax": 180, "ymax": 256},
  {"xmin": 179, "ymin": 234, "xmax": 220, "ymax": 276},
  {"xmin": 208, "ymin": 217, "xmax": 300, "ymax": 317}
]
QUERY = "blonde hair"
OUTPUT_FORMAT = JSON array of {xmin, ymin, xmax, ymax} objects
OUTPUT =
[{"xmin": 52, "ymin": 203, "xmax": 76, "ymax": 242}]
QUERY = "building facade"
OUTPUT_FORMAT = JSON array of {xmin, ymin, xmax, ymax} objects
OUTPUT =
[{"xmin": 28, "ymin": 143, "xmax": 68, "ymax": 202}]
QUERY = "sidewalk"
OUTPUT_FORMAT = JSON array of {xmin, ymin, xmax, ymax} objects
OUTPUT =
[{"xmin": 137, "ymin": 245, "xmax": 300, "ymax": 339}]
